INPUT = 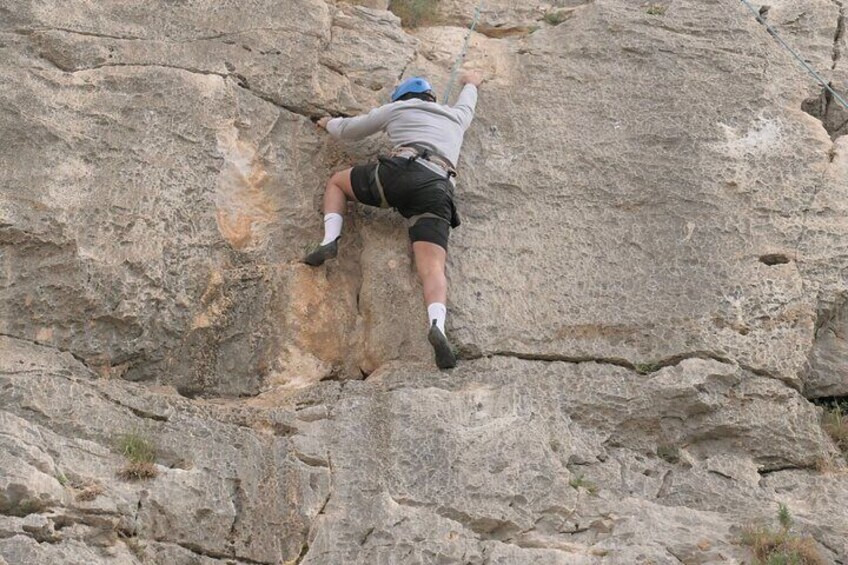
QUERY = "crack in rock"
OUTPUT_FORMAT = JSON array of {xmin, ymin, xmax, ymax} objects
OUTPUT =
[
  {"xmin": 67, "ymin": 61, "xmax": 228, "ymax": 78},
  {"xmin": 34, "ymin": 52, "xmax": 330, "ymax": 121},
  {"xmin": 14, "ymin": 26, "xmax": 147, "ymax": 41},
  {"xmin": 171, "ymin": 541, "xmax": 273, "ymax": 565},
  {"xmin": 831, "ymin": 0, "xmax": 845, "ymax": 69},
  {"xmin": 295, "ymin": 452, "xmax": 334, "ymax": 564},
  {"xmin": 226, "ymin": 477, "xmax": 245, "ymax": 549},
  {"xmin": 389, "ymin": 495, "xmax": 522, "ymax": 542},
  {"xmin": 0, "ymin": 333, "xmax": 95, "ymax": 376},
  {"xmin": 16, "ymin": 25, "xmax": 324, "ymax": 43},
  {"xmin": 462, "ymin": 348, "xmax": 736, "ymax": 374},
  {"xmin": 803, "ymin": 3, "xmax": 847, "ymax": 139}
]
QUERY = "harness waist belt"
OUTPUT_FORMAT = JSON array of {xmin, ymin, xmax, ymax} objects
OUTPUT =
[{"xmin": 390, "ymin": 145, "xmax": 457, "ymax": 178}]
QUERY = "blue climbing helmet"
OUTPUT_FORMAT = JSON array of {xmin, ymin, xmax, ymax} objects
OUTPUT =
[{"xmin": 391, "ymin": 76, "xmax": 434, "ymax": 102}]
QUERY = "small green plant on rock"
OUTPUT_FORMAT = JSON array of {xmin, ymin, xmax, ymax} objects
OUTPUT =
[
  {"xmin": 388, "ymin": 0, "xmax": 439, "ymax": 28},
  {"xmin": 3, "ymin": 497, "xmax": 44, "ymax": 517},
  {"xmin": 777, "ymin": 503, "xmax": 792, "ymax": 530},
  {"xmin": 657, "ymin": 444, "xmax": 681, "ymax": 464},
  {"xmin": 634, "ymin": 362, "xmax": 662, "ymax": 375},
  {"xmin": 117, "ymin": 432, "xmax": 158, "ymax": 481},
  {"xmin": 543, "ymin": 10, "xmax": 571, "ymax": 26},
  {"xmin": 740, "ymin": 504, "xmax": 824, "ymax": 565},
  {"xmin": 569, "ymin": 473, "xmax": 598, "ymax": 495},
  {"xmin": 646, "ymin": 4, "xmax": 667, "ymax": 15}
]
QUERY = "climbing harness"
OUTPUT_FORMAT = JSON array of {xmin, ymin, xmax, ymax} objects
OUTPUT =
[
  {"xmin": 392, "ymin": 145, "xmax": 461, "ymax": 229},
  {"xmin": 372, "ymin": 145, "xmax": 457, "ymax": 212},
  {"xmin": 374, "ymin": 146, "xmax": 462, "ymax": 229},
  {"xmin": 390, "ymin": 145, "xmax": 458, "ymax": 178},
  {"xmin": 442, "ymin": 0, "xmax": 485, "ymax": 104},
  {"xmin": 738, "ymin": 0, "xmax": 848, "ymax": 111},
  {"xmin": 372, "ymin": 161, "xmax": 390, "ymax": 208}
]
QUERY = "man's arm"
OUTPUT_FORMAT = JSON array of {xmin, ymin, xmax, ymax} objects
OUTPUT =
[
  {"xmin": 454, "ymin": 70, "xmax": 482, "ymax": 130},
  {"xmin": 319, "ymin": 104, "xmax": 393, "ymax": 140}
]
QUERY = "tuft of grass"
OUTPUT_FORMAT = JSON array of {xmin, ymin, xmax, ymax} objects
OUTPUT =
[
  {"xmin": 4, "ymin": 498, "xmax": 44, "ymax": 517},
  {"xmin": 543, "ymin": 10, "xmax": 571, "ymax": 26},
  {"xmin": 119, "ymin": 433, "xmax": 156, "ymax": 464},
  {"xmin": 814, "ymin": 452, "xmax": 848, "ymax": 474},
  {"xmin": 119, "ymin": 461, "xmax": 158, "ymax": 481},
  {"xmin": 740, "ymin": 505, "xmax": 825, "ymax": 565},
  {"xmin": 56, "ymin": 473, "xmax": 69, "ymax": 487},
  {"xmin": 777, "ymin": 503, "xmax": 792, "ymax": 531},
  {"xmin": 569, "ymin": 473, "xmax": 598, "ymax": 495},
  {"xmin": 741, "ymin": 529, "xmax": 823, "ymax": 565},
  {"xmin": 657, "ymin": 444, "xmax": 681, "ymax": 464},
  {"xmin": 646, "ymin": 4, "xmax": 667, "ymax": 15},
  {"xmin": 822, "ymin": 406, "xmax": 848, "ymax": 455},
  {"xmin": 634, "ymin": 362, "xmax": 662, "ymax": 375},
  {"xmin": 75, "ymin": 482, "xmax": 105, "ymax": 502},
  {"xmin": 388, "ymin": 0, "xmax": 439, "ymax": 28},
  {"xmin": 116, "ymin": 432, "xmax": 158, "ymax": 481}
]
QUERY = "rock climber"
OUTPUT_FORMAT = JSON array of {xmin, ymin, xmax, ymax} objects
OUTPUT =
[{"xmin": 303, "ymin": 71, "xmax": 483, "ymax": 370}]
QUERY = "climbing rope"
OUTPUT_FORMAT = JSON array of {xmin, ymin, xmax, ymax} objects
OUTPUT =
[
  {"xmin": 442, "ymin": 0, "xmax": 485, "ymax": 104},
  {"xmin": 738, "ymin": 0, "xmax": 848, "ymax": 111},
  {"xmin": 738, "ymin": 0, "xmax": 848, "ymax": 263}
]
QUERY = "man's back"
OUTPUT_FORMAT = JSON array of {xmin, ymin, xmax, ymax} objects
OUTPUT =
[{"xmin": 326, "ymin": 84, "xmax": 478, "ymax": 166}]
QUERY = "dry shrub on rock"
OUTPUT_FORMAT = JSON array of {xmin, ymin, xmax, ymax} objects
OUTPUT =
[
  {"xmin": 741, "ymin": 505, "xmax": 824, "ymax": 565},
  {"xmin": 116, "ymin": 432, "xmax": 158, "ymax": 481},
  {"xmin": 822, "ymin": 406, "xmax": 848, "ymax": 455},
  {"xmin": 388, "ymin": 0, "xmax": 439, "ymax": 27}
]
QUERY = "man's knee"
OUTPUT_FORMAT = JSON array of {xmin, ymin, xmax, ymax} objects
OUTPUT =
[
  {"xmin": 328, "ymin": 168, "xmax": 355, "ymax": 199},
  {"xmin": 413, "ymin": 242, "xmax": 447, "ymax": 276},
  {"xmin": 419, "ymin": 266, "xmax": 446, "ymax": 283},
  {"xmin": 328, "ymin": 168, "xmax": 350, "ymax": 187}
]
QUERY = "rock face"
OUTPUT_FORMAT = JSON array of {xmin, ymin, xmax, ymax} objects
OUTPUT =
[
  {"xmin": 2, "ymin": 337, "xmax": 846, "ymax": 564},
  {"xmin": 1, "ymin": 0, "xmax": 847, "ymax": 564}
]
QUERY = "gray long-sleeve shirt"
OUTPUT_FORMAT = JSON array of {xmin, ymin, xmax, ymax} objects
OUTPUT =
[{"xmin": 325, "ymin": 84, "xmax": 478, "ymax": 168}]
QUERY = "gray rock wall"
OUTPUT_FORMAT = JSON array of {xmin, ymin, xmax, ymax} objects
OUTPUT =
[{"xmin": 2, "ymin": 0, "xmax": 847, "ymax": 563}]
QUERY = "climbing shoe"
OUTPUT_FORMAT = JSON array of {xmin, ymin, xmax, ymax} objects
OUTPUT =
[
  {"xmin": 428, "ymin": 321, "xmax": 457, "ymax": 370},
  {"xmin": 302, "ymin": 238, "xmax": 339, "ymax": 266}
]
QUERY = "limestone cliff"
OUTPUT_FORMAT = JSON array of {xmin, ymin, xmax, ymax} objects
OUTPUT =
[{"xmin": 1, "ymin": 0, "xmax": 847, "ymax": 563}]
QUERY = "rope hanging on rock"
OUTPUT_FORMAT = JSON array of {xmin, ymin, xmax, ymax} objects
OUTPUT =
[
  {"xmin": 738, "ymin": 0, "xmax": 848, "ymax": 111},
  {"xmin": 442, "ymin": 0, "xmax": 485, "ymax": 104}
]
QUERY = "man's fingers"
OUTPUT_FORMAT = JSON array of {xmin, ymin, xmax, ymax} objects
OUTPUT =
[{"xmin": 460, "ymin": 70, "xmax": 484, "ymax": 86}]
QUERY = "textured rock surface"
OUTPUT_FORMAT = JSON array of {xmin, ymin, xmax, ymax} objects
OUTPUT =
[
  {"xmin": 2, "ymin": 0, "xmax": 848, "ymax": 563},
  {"xmin": 1, "ymin": 337, "xmax": 846, "ymax": 564},
  {"xmin": 807, "ymin": 270, "xmax": 848, "ymax": 397}
]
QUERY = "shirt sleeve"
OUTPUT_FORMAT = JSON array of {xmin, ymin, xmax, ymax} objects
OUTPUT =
[
  {"xmin": 325, "ymin": 104, "xmax": 394, "ymax": 140},
  {"xmin": 453, "ymin": 84, "xmax": 478, "ymax": 131}
]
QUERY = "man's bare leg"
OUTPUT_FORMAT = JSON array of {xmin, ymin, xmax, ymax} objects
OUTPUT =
[
  {"xmin": 413, "ymin": 241, "xmax": 456, "ymax": 369},
  {"xmin": 323, "ymin": 168, "xmax": 355, "ymax": 216},
  {"xmin": 304, "ymin": 168, "xmax": 356, "ymax": 266}
]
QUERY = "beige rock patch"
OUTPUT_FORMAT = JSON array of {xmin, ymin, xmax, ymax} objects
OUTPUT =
[
  {"xmin": 191, "ymin": 270, "xmax": 229, "ymax": 330},
  {"xmin": 214, "ymin": 126, "xmax": 275, "ymax": 251}
]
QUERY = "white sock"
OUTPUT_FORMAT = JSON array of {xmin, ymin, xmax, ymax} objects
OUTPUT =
[
  {"xmin": 427, "ymin": 303, "xmax": 447, "ymax": 333},
  {"xmin": 321, "ymin": 213, "xmax": 343, "ymax": 245}
]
